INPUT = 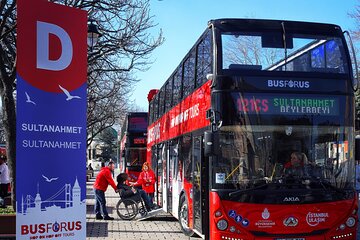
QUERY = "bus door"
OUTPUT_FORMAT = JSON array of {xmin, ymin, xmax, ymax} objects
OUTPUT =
[
  {"xmin": 192, "ymin": 136, "xmax": 202, "ymax": 233},
  {"xmin": 153, "ymin": 145, "xmax": 163, "ymax": 207},
  {"xmin": 161, "ymin": 143, "xmax": 169, "ymax": 212},
  {"xmin": 170, "ymin": 141, "xmax": 180, "ymax": 217}
]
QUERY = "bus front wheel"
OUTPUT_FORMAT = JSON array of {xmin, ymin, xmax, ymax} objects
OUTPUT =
[{"xmin": 178, "ymin": 194, "xmax": 195, "ymax": 236}]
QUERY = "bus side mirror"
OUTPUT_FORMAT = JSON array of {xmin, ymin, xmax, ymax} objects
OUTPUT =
[
  {"xmin": 204, "ymin": 131, "xmax": 219, "ymax": 157},
  {"xmin": 355, "ymin": 137, "xmax": 360, "ymax": 162}
]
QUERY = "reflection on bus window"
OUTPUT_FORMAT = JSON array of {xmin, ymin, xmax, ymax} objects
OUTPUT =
[
  {"xmin": 213, "ymin": 125, "xmax": 353, "ymax": 193},
  {"xmin": 222, "ymin": 33, "xmax": 348, "ymax": 74},
  {"xmin": 126, "ymin": 148, "xmax": 146, "ymax": 167}
]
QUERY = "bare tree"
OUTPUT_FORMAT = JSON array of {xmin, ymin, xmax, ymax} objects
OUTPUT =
[
  {"xmin": 349, "ymin": 2, "xmax": 360, "ymax": 124},
  {"xmin": 0, "ymin": 0, "xmax": 163, "ymax": 209},
  {"xmin": 0, "ymin": 0, "xmax": 17, "ymax": 209},
  {"xmin": 81, "ymin": 0, "xmax": 163, "ymax": 145},
  {"xmin": 222, "ymin": 35, "xmax": 282, "ymax": 68},
  {"xmin": 349, "ymin": 1, "xmax": 360, "ymax": 41}
]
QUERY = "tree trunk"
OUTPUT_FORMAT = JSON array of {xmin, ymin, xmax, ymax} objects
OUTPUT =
[{"xmin": 1, "ymin": 82, "xmax": 16, "ymax": 211}]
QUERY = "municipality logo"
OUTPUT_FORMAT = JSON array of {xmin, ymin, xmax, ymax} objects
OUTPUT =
[{"xmin": 262, "ymin": 208, "xmax": 270, "ymax": 220}]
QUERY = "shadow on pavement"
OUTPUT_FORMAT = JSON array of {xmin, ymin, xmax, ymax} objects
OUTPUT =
[
  {"xmin": 141, "ymin": 216, "xmax": 178, "ymax": 222},
  {"xmin": 86, "ymin": 222, "xmax": 109, "ymax": 237}
]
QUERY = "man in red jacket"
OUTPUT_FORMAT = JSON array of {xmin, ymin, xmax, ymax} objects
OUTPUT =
[{"xmin": 93, "ymin": 161, "xmax": 118, "ymax": 220}]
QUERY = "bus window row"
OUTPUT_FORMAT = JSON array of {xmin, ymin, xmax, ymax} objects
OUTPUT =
[{"xmin": 149, "ymin": 30, "xmax": 213, "ymax": 124}]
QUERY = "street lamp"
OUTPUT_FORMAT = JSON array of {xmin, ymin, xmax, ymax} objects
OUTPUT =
[{"xmin": 87, "ymin": 20, "xmax": 101, "ymax": 51}]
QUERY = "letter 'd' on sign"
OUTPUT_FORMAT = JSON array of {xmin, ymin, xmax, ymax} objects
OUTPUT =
[{"xmin": 36, "ymin": 21, "xmax": 73, "ymax": 71}]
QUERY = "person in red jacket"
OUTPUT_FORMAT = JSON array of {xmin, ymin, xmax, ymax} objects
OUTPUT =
[
  {"xmin": 93, "ymin": 161, "xmax": 118, "ymax": 220},
  {"xmin": 131, "ymin": 162, "xmax": 156, "ymax": 203}
]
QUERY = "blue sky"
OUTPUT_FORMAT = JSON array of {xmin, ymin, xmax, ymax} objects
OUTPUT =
[{"xmin": 132, "ymin": 0, "xmax": 359, "ymax": 109}]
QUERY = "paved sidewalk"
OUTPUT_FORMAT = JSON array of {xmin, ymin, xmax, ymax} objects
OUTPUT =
[{"xmin": 86, "ymin": 170, "xmax": 199, "ymax": 240}]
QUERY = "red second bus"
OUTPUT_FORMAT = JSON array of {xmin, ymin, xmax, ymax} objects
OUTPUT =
[
  {"xmin": 147, "ymin": 19, "xmax": 358, "ymax": 239},
  {"xmin": 119, "ymin": 112, "xmax": 148, "ymax": 183}
]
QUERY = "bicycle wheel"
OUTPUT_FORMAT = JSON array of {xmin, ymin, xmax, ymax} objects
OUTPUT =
[{"xmin": 116, "ymin": 199, "xmax": 139, "ymax": 220}]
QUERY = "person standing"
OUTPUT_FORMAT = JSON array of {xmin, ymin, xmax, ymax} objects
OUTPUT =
[
  {"xmin": 131, "ymin": 162, "xmax": 156, "ymax": 204},
  {"xmin": 0, "ymin": 155, "xmax": 10, "ymax": 208},
  {"xmin": 93, "ymin": 161, "xmax": 118, "ymax": 220}
]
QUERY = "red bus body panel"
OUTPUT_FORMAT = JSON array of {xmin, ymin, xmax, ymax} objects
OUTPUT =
[
  {"xmin": 183, "ymin": 180, "xmax": 194, "ymax": 229},
  {"xmin": 147, "ymin": 80, "xmax": 211, "ymax": 147},
  {"xmin": 146, "ymin": 81, "xmax": 211, "ymax": 228},
  {"xmin": 209, "ymin": 192, "xmax": 358, "ymax": 240}
]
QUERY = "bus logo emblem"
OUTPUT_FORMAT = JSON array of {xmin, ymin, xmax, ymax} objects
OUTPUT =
[
  {"xmin": 283, "ymin": 216, "xmax": 298, "ymax": 227},
  {"xmin": 267, "ymin": 80, "xmax": 310, "ymax": 89},
  {"xmin": 283, "ymin": 197, "xmax": 300, "ymax": 202},
  {"xmin": 262, "ymin": 208, "xmax": 270, "ymax": 219}
]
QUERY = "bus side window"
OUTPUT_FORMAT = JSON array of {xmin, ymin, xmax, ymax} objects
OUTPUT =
[
  {"xmin": 196, "ymin": 31, "xmax": 212, "ymax": 88},
  {"xmin": 159, "ymin": 88, "xmax": 165, "ymax": 116},
  {"xmin": 165, "ymin": 79, "xmax": 173, "ymax": 112},
  {"xmin": 183, "ymin": 50, "xmax": 196, "ymax": 98},
  {"xmin": 149, "ymin": 101, "xmax": 154, "ymax": 124},
  {"xmin": 181, "ymin": 135, "xmax": 193, "ymax": 182},
  {"xmin": 173, "ymin": 66, "xmax": 183, "ymax": 107},
  {"xmin": 154, "ymin": 94, "xmax": 159, "ymax": 121}
]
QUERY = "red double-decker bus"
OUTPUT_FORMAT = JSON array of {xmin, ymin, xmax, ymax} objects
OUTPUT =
[
  {"xmin": 147, "ymin": 19, "xmax": 358, "ymax": 239},
  {"xmin": 119, "ymin": 112, "xmax": 148, "ymax": 183}
]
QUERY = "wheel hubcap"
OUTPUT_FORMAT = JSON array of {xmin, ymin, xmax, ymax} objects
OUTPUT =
[{"xmin": 180, "ymin": 203, "xmax": 189, "ymax": 230}]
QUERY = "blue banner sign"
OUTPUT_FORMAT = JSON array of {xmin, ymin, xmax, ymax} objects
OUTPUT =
[{"xmin": 16, "ymin": 0, "xmax": 87, "ymax": 239}]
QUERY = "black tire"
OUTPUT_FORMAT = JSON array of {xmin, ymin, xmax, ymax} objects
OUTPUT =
[
  {"xmin": 116, "ymin": 199, "xmax": 139, "ymax": 220},
  {"xmin": 178, "ymin": 194, "xmax": 195, "ymax": 236},
  {"xmin": 138, "ymin": 206, "xmax": 148, "ymax": 217}
]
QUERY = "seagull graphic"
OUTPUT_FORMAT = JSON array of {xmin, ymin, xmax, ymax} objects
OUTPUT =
[
  {"xmin": 42, "ymin": 174, "xmax": 58, "ymax": 182},
  {"xmin": 59, "ymin": 85, "xmax": 81, "ymax": 101},
  {"xmin": 25, "ymin": 92, "xmax": 36, "ymax": 105}
]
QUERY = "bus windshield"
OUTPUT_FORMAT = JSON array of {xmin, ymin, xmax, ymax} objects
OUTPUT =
[
  {"xmin": 222, "ymin": 32, "xmax": 349, "ymax": 74},
  {"xmin": 126, "ymin": 147, "xmax": 146, "ymax": 168},
  {"xmin": 213, "ymin": 123, "xmax": 354, "ymax": 202}
]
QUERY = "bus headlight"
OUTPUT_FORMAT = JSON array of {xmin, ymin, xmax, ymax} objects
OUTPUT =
[
  {"xmin": 345, "ymin": 217, "xmax": 356, "ymax": 227},
  {"xmin": 352, "ymin": 208, "xmax": 357, "ymax": 215},
  {"xmin": 215, "ymin": 211, "xmax": 223, "ymax": 217},
  {"xmin": 339, "ymin": 224, "xmax": 346, "ymax": 230},
  {"xmin": 217, "ymin": 219, "xmax": 228, "ymax": 231}
]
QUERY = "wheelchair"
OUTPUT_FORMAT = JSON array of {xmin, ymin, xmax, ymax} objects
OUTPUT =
[{"xmin": 116, "ymin": 195, "xmax": 148, "ymax": 220}]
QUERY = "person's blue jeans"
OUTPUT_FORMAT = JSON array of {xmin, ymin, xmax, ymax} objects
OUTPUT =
[
  {"xmin": 147, "ymin": 193, "xmax": 154, "ymax": 204},
  {"xmin": 94, "ymin": 189, "xmax": 109, "ymax": 217},
  {"xmin": 138, "ymin": 189, "xmax": 153, "ymax": 209}
]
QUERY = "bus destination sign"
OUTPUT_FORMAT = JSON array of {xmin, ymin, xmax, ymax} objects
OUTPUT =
[
  {"xmin": 231, "ymin": 93, "xmax": 339, "ymax": 116},
  {"xmin": 133, "ymin": 138, "xmax": 146, "ymax": 144}
]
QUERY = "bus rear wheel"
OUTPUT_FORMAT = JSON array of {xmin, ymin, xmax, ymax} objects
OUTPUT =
[{"xmin": 178, "ymin": 194, "xmax": 194, "ymax": 236}]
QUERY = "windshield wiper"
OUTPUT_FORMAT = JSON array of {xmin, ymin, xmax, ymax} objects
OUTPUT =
[
  {"xmin": 304, "ymin": 177, "xmax": 346, "ymax": 194},
  {"xmin": 308, "ymin": 178, "xmax": 348, "ymax": 194}
]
